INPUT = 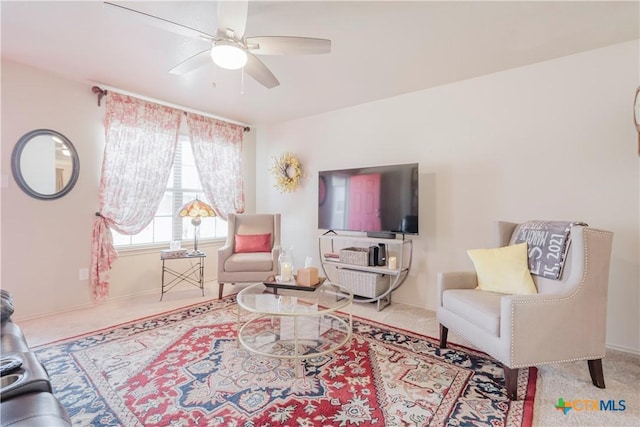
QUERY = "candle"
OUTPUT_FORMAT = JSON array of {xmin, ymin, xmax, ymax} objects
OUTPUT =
[
  {"xmin": 388, "ymin": 257, "xmax": 397, "ymax": 270},
  {"xmin": 280, "ymin": 261, "xmax": 293, "ymax": 282}
]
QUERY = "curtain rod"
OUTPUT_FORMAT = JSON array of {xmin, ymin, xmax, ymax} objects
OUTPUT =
[{"xmin": 90, "ymin": 84, "xmax": 251, "ymax": 132}]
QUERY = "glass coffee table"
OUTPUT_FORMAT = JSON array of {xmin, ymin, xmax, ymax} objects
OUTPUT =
[{"xmin": 236, "ymin": 282, "xmax": 353, "ymax": 377}]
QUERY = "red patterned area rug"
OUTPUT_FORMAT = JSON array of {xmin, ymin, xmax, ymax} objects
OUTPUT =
[{"xmin": 34, "ymin": 298, "xmax": 536, "ymax": 426}]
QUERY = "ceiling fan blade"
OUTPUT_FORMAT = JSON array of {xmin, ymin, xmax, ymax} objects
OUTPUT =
[
  {"xmin": 246, "ymin": 36, "xmax": 331, "ymax": 55},
  {"xmin": 244, "ymin": 53, "xmax": 279, "ymax": 89},
  {"xmin": 217, "ymin": 0, "xmax": 248, "ymax": 39},
  {"xmin": 169, "ymin": 49, "xmax": 211, "ymax": 75},
  {"xmin": 104, "ymin": 2, "xmax": 214, "ymax": 41}
]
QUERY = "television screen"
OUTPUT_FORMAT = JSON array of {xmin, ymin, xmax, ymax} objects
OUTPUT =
[{"xmin": 318, "ymin": 163, "xmax": 419, "ymax": 236}]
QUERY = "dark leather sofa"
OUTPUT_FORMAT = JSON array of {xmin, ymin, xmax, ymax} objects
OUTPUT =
[{"xmin": 1, "ymin": 290, "xmax": 71, "ymax": 427}]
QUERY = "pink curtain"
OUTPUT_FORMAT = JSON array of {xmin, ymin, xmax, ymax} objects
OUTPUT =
[
  {"xmin": 90, "ymin": 93, "xmax": 182, "ymax": 300},
  {"xmin": 185, "ymin": 113, "xmax": 245, "ymax": 218}
]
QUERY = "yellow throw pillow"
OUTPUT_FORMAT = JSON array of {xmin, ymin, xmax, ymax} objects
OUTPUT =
[{"xmin": 467, "ymin": 242, "xmax": 537, "ymax": 295}]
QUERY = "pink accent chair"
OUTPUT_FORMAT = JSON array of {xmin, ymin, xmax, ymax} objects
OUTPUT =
[{"xmin": 217, "ymin": 213, "xmax": 281, "ymax": 299}]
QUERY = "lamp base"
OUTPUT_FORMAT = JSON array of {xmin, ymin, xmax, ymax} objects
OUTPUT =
[{"xmin": 191, "ymin": 222, "xmax": 202, "ymax": 256}]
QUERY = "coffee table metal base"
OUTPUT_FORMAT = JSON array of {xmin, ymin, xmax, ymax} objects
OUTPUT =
[
  {"xmin": 238, "ymin": 313, "xmax": 352, "ymax": 377},
  {"xmin": 236, "ymin": 282, "xmax": 353, "ymax": 378}
]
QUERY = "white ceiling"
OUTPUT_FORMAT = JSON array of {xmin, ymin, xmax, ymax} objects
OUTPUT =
[{"xmin": 2, "ymin": 1, "xmax": 638, "ymax": 125}]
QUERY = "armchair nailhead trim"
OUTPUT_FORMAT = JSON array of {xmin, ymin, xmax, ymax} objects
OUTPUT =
[
  {"xmin": 509, "ymin": 229, "xmax": 612, "ymax": 366},
  {"xmin": 509, "ymin": 354, "xmax": 606, "ymax": 369}
]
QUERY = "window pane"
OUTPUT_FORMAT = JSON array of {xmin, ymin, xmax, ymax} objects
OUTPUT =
[
  {"xmin": 131, "ymin": 222, "xmax": 154, "ymax": 245},
  {"xmin": 156, "ymin": 192, "xmax": 174, "ymax": 216},
  {"xmin": 154, "ymin": 217, "xmax": 173, "ymax": 242},
  {"xmin": 112, "ymin": 231, "xmax": 131, "ymax": 246},
  {"xmin": 114, "ymin": 135, "xmax": 227, "ymax": 248},
  {"xmin": 182, "ymin": 144, "xmax": 195, "ymax": 165},
  {"xmin": 182, "ymin": 164, "xmax": 201, "ymax": 190},
  {"xmin": 167, "ymin": 168, "xmax": 175, "ymax": 189},
  {"xmin": 212, "ymin": 217, "xmax": 228, "ymax": 238},
  {"xmin": 199, "ymin": 219, "xmax": 215, "ymax": 238},
  {"xmin": 182, "ymin": 191, "xmax": 194, "ymax": 201},
  {"xmin": 182, "ymin": 217, "xmax": 195, "ymax": 240},
  {"xmin": 183, "ymin": 191, "xmax": 208, "ymax": 205}
]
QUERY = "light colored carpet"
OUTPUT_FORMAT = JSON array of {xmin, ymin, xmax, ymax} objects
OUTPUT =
[{"xmin": 18, "ymin": 284, "xmax": 640, "ymax": 426}]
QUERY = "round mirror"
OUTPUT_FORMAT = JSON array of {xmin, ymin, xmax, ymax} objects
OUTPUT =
[{"xmin": 11, "ymin": 129, "xmax": 80, "ymax": 200}]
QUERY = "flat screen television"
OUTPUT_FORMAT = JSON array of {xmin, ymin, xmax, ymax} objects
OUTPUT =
[{"xmin": 318, "ymin": 163, "xmax": 419, "ymax": 238}]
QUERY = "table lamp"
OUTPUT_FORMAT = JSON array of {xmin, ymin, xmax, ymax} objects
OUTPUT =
[{"xmin": 178, "ymin": 198, "xmax": 216, "ymax": 255}]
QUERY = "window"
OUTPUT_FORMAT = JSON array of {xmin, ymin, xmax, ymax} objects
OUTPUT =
[{"xmin": 112, "ymin": 136, "xmax": 227, "ymax": 247}]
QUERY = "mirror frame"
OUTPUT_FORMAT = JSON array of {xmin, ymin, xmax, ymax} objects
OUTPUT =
[{"xmin": 11, "ymin": 129, "xmax": 80, "ymax": 200}]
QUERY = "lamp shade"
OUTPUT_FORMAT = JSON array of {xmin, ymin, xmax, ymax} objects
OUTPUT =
[{"xmin": 178, "ymin": 199, "xmax": 216, "ymax": 219}]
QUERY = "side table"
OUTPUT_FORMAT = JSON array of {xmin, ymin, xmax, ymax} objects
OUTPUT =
[{"xmin": 160, "ymin": 252, "xmax": 206, "ymax": 300}]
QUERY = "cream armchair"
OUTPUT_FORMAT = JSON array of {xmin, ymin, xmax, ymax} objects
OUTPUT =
[
  {"xmin": 217, "ymin": 213, "xmax": 281, "ymax": 299},
  {"xmin": 437, "ymin": 222, "xmax": 614, "ymax": 400}
]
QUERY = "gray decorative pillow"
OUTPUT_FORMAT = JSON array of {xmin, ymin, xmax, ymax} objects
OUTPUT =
[
  {"xmin": 513, "ymin": 221, "xmax": 587, "ymax": 280},
  {"xmin": 1, "ymin": 289, "xmax": 15, "ymax": 323}
]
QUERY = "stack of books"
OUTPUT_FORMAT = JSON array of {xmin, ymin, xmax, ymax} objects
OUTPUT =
[
  {"xmin": 323, "ymin": 253, "xmax": 340, "ymax": 261},
  {"xmin": 160, "ymin": 249, "xmax": 188, "ymax": 259}
]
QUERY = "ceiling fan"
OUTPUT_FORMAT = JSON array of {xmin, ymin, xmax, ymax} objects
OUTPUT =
[{"xmin": 104, "ymin": 1, "xmax": 331, "ymax": 89}]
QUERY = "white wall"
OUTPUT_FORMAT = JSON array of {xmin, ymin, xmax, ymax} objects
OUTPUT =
[
  {"xmin": 256, "ymin": 41, "xmax": 640, "ymax": 353},
  {"xmin": 2, "ymin": 41, "xmax": 638, "ymax": 353},
  {"xmin": 1, "ymin": 61, "xmax": 256, "ymax": 319},
  {"xmin": 1, "ymin": 62, "xmax": 103, "ymax": 318}
]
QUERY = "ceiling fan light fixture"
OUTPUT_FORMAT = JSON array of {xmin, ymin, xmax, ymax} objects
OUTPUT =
[{"xmin": 211, "ymin": 42, "xmax": 248, "ymax": 70}]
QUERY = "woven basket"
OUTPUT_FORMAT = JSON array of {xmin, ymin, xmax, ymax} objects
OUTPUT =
[
  {"xmin": 339, "ymin": 247, "xmax": 369, "ymax": 266},
  {"xmin": 338, "ymin": 269, "xmax": 389, "ymax": 298}
]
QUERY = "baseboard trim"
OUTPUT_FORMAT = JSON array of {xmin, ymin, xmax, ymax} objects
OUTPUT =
[
  {"xmin": 606, "ymin": 342, "xmax": 640, "ymax": 356},
  {"xmin": 13, "ymin": 279, "xmax": 219, "ymax": 323}
]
